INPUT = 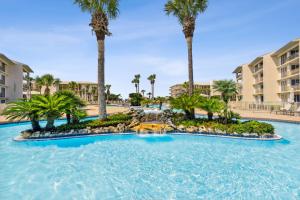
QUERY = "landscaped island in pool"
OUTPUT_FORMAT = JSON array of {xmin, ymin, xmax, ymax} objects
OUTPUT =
[
  {"xmin": 0, "ymin": 119, "xmax": 299, "ymax": 199},
  {"xmin": 14, "ymin": 109, "xmax": 281, "ymax": 141}
]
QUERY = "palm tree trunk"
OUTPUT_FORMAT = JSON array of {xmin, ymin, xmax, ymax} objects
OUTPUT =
[
  {"xmin": 151, "ymin": 83, "xmax": 154, "ymax": 99},
  {"xmin": 97, "ymin": 39, "xmax": 107, "ymax": 119},
  {"xmin": 208, "ymin": 112, "xmax": 213, "ymax": 121},
  {"xmin": 45, "ymin": 117, "xmax": 55, "ymax": 131},
  {"xmin": 31, "ymin": 119, "xmax": 41, "ymax": 132},
  {"xmin": 186, "ymin": 37, "xmax": 194, "ymax": 96}
]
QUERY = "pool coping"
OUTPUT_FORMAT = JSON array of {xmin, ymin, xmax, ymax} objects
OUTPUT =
[{"xmin": 13, "ymin": 132, "xmax": 282, "ymax": 142}]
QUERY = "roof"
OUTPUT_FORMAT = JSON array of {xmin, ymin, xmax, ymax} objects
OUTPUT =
[
  {"xmin": 232, "ymin": 66, "xmax": 242, "ymax": 73},
  {"xmin": 249, "ymin": 56, "xmax": 263, "ymax": 66},
  {"xmin": 0, "ymin": 53, "xmax": 34, "ymax": 73},
  {"xmin": 272, "ymin": 38, "xmax": 300, "ymax": 57}
]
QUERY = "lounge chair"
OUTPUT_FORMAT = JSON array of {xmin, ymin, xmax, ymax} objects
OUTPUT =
[{"xmin": 276, "ymin": 103, "xmax": 291, "ymax": 115}]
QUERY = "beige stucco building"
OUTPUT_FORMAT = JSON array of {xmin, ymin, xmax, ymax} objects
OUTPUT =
[
  {"xmin": 170, "ymin": 81, "xmax": 219, "ymax": 97},
  {"xmin": 0, "ymin": 53, "xmax": 33, "ymax": 106},
  {"xmin": 233, "ymin": 38, "xmax": 299, "ymax": 107}
]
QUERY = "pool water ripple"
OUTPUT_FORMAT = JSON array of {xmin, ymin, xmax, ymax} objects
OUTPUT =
[{"xmin": 0, "ymin": 120, "xmax": 300, "ymax": 199}]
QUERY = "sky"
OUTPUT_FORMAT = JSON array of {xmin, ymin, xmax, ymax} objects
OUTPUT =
[{"xmin": 0, "ymin": 0, "xmax": 300, "ymax": 98}]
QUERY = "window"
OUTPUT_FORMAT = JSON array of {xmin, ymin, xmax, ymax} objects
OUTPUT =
[
  {"xmin": 291, "ymin": 79, "xmax": 300, "ymax": 86},
  {"xmin": 280, "ymin": 54, "xmax": 287, "ymax": 65},
  {"xmin": 260, "ymin": 96, "xmax": 264, "ymax": 102},
  {"xmin": 291, "ymin": 64, "xmax": 299, "ymax": 70},
  {"xmin": 0, "ymin": 75, "xmax": 5, "ymax": 85},
  {"xmin": 0, "ymin": 87, "xmax": 5, "ymax": 98},
  {"xmin": 294, "ymin": 94, "xmax": 300, "ymax": 102},
  {"xmin": 0, "ymin": 62, "xmax": 5, "ymax": 72}
]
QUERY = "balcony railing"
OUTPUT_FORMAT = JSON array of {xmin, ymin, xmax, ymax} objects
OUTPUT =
[
  {"xmin": 291, "ymin": 85, "xmax": 300, "ymax": 91},
  {"xmin": 0, "ymin": 79, "xmax": 5, "ymax": 85},
  {"xmin": 255, "ymin": 89, "xmax": 263, "ymax": 94},
  {"xmin": 281, "ymin": 86, "xmax": 289, "ymax": 92},
  {"xmin": 255, "ymin": 77, "xmax": 263, "ymax": 83},
  {"xmin": 291, "ymin": 68, "xmax": 300, "ymax": 75},
  {"xmin": 287, "ymin": 52, "xmax": 299, "ymax": 61}
]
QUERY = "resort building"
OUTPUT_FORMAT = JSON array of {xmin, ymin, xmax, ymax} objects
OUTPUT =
[
  {"xmin": 233, "ymin": 38, "xmax": 300, "ymax": 109},
  {"xmin": 0, "ymin": 53, "xmax": 34, "ymax": 105},
  {"xmin": 170, "ymin": 82, "xmax": 218, "ymax": 97},
  {"xmin": 33, "ymin": 81, "xmax": 99, "ymax": 104}
]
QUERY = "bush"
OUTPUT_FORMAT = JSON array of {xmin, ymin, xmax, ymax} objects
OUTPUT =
[
  {"xmin": 107, "ymin": 113, "xmax": 132, "ymax": 121},
  {"xmin": 129, "ymin": 93, "xmax": 143, "ymax": 106}
]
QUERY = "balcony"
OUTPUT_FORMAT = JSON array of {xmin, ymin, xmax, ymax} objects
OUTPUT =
[
  {"xmin": 291, "ymin": 85, "xmax": 300, "ymax": 91},
  {"xmin": 281, "ymin": 86, "xmax": 289, "ymax": 92},
  {"xmin": 255, "ymin": 89, "xmax": 263, "ymax": 94},
  {"xmin": 287, "ymin": 52, "xmax": 299, "ymax": 61},
  {"xmin": 291, "ymin": 68, "xmax": 300, "ymax": 75},
  {"xmin": 0, "ymin": 79, "xmax": 5, "ymax": 85},
  {"xmin": 254, "ymin": 77, "xmax": 263, "ymax": 84}
]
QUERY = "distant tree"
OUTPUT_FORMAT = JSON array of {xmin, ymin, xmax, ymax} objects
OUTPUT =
[
  {"xmin": 141, "ymin": 89, "xmax": 146, "ymax": 97},
  {"xmin": 40, "ymin": 74, "xmax": 61, "ymax": 96},
  {"xmin": 147, "ymin": 74, "xmax": 156, "ymax": 99},
  {"xmin": 129, "ymin": 93, "xmax": 143, "ymax": 106}
]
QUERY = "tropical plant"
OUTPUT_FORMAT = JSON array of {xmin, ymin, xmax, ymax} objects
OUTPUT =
[
  {"xmin": 24, "ymin": 74, "xmax": 34, "ymax": 99},
  {"xmin": 55, "ymin": 90, "xmax": 86, "ymax": 124},
  {"xmin": 68, "ymin": 81, "xmax": 79, "ymax": 93},
  {"xmin": 74, "ymin": 0, "xmax": 120, "ymax": 119},
  {"xmin": 199, "ymin": 98, "xmax": 224, "ymax": 120},
  {"xmin": 40, "ymin": 74, "xmax": 61, "ymax": 95},
  {"xmin": 165, "ymin": 0, "xmax": 208, "ymax": 96},
  {"xmin": 141, "ymin": 89, "xmax": 146, "ymax": 97},
  {"xmin": 129, "ymin": 93, "xmax": 143, "ymax": 106},
  {"xmin": 147, "ymin": 92, "xmax": 152, "ymax": 99},
  {"xmin": 147, "ymin": 74, "xmax": 156, "ymax": 99},
  {"xmin": 213, "ymin": 80, "xmax": 238, "ymax": 123},
  {"xmin": 170, "ymin": 94, "xmax": 203, "ymax": 119},
  {"xmin": 3, "ymin": 99, "xmax": 41, "ymax": 131},
  {"xmin": 35, "ymin": 76, "xmax": 44, "ymax": 95},
  {"xmin": 32, "ymin": 95, "xmax": 70, "ymax": 130}
]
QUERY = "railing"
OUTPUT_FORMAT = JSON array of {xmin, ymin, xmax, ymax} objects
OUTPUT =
[
  {"xmin": 287, "ymin": 52, "xmax": 299, "ymax": 61},
  {"xmin": 230, "ymin": 101, "xmax": 300, "ymax": 112},
  {"xmin": 291, "ymin": 68, "xmax": 300, "ymax": 75},
  {"xmin": 291, "ymin": 85, "xmax": 300, "ymax": 91},
  {"xmin": 254, "ymin": 77, "xmax": 263, "ymax": 83},
  {"xmin": 255, "ymin": 89, "xmax": 263, "ymax": 94},
  {"xmin": 253, "ymin": 67, "xmax": 263, "ymax": 73},
  {"xmin": 281, "ymin": 86, "xmax": 289, "ymax": 92},
  {"xmin": 0, "ymin": 79, "xmax": 5, "ymax": 85},
  {"xmin": 281, "ymin": 72, "xmax": 288, "ymax": 78}
]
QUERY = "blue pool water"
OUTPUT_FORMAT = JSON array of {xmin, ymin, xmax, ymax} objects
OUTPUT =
[{"xmin": 0, "ymin": 120, "xmax": 300, "ymax": 199}]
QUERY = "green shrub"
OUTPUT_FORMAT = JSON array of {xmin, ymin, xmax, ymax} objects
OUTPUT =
[{"xmin": 107, "ymin": 113, "xmax": 131, "ymax": 121}]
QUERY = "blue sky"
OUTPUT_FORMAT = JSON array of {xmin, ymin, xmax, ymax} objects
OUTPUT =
[{"xmin": 0, "ymin": 0, "xmax": 299, "ymax": 97}]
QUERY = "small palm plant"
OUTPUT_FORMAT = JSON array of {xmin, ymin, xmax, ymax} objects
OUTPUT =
[
  {"xmin": 74, "ymin": 0, "xmax": 120, "ymax": 119},
  {"xmin": 165, "ymin": 0, "xmax": 208, "ymax": 96},
  {"xmin": 199, "ymin": 98, "xmax": 224, "ymax": 120},
  {"xmin": 170, "ymin": 94, "xmax": 203, "ymax": 119},
  {"xmin": 147, "ymin": 74, "xmax": 156, "ymax": 99},
  {"xmin": 68, "ymin": 81, "xmax": 79, "ymax": 94},
  {"xmin": 32, "ymin": 95, "xmax": 70, "ymax": 130},
  {"xmin": 213, "ymin": 80, "xmax": 238, "ymax": 123},
  {"xmin": 55, "ymin": 90, "xmax": 86, "ymax": 125},
  {"xmin": 3, "ymin": 99, "xmax": 41, "ymax": 131},
  {"xmin": 105, "ymin": 84, "xmax": 111, "ymax": 101}
]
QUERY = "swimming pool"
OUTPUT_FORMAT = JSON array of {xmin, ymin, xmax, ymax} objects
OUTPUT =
[{"xmin": 0, "ymin": 120, "xmax": 299, "ymax": 199}]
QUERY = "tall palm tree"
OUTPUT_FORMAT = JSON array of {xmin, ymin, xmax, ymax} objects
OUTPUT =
[
  {"xmin": 141, "ymin": 89, "xmax": 146, "ymax": 97},
  {"xmin": 131, "ymin": 77, "xmax": 139, "ymax": 93},
  {"xmin": 74, "ymin": 0, "xmax": 120, "ymax": 119},
  {"xmin": 24, "ymin": 74, "xmax": 34, "ymax": 99},
  {"xmin": 147, "ymin": 92, "xmax": 152, "ymax": 99},
  {"xmin": 165, "ymin": 0, "xmax": 208, "ymax": 96},
  {"xmin": 134, "ymin": 74, "xmax": 141, "ymax": 93},
  {"xmin": 3, "ymin": 99, "xmax": 41, "ymax": 131},
  {"xmin": 147, "ymin": 74, "xmax": 156, "ymax": 99},
  {"xmin": 213, "ymin": 80, "xmax": 238, "ymax": 123},
  {"xmin": 35, "ymin": 76, "xmax": 44, "ymax": 95},
  {"xmin": 41, "ymin": 74, "xmax": 61, "ymax": 96}
]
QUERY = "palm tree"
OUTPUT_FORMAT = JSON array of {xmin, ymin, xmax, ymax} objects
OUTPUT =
[
  {"xmin": 35, "ymin": 76, "xmax": 44, "ymax": 95},
  {"xmin": 213, "ymin": 80, "xmax": 238, "ymax": 123},
  {"xmin": 141, "ymin": 89, "xmax": 146, "ymax": 97},
  {"xmin": 105, "ymin": 84, "xmax": 111, "ymax": 101},
  {"xmin": 24, "ymin": 74, "xmax": 34, "ymax": 99},
  {"xmin": 135, "ymin": 74, "xmax": 141, "ymax": 93},
  {"xmin": 74, "ymin": 0, "xmax": 120, "ymax": 119},
  {"xmin": 55, "ymin": 90, "xmax": 86, "ymax": 124},
  {"xmin": 91, "ymin": 86, "xmax": 98, "ymax": 103},
  {"xmin": 33, "ymin": 95, "xmax": 70, "ymax": 130},
  {"xmin": 147, "ymin": 92, "xmax": 152, "ymax": 99},
  {"xmin": 40, "ymin": 74, "xmax": 61, "ymax": 95},
  {"xmin": 131, "ymin": 77, "xmax": 139, "ymax": 93},
  {"xmin": 147, "ymin": 74, "xmax": 156, "ymax": 99},
  {"xmin": 3, "ymin": 99, "xmax": 41, "ymax": 131},
  {"xmin": 199, "ymin": 98, "xmax": 224, "ymax": 120},
  {"xmin": 68, "ymin": 81, "xmax": 78, "ymax": 94},
  {"xmin": 165, "ymin": 0, "xmax": 208, "ymax": 96},
  {"xmin": 170, "ymin": 94, "xmax": 202, "ymax": 119}
]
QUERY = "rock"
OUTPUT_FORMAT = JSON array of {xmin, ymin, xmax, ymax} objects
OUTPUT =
[
  {"xmin": 186, "ymin": 126, "xmax": 198, "ymax": 133},
  {"xmin": 128, "ymin": 119, "xmax": 140, "ymax": 128},
  {"xmin": 177, "ymin": 125, "xmax": 186, "ymax": 131}
]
